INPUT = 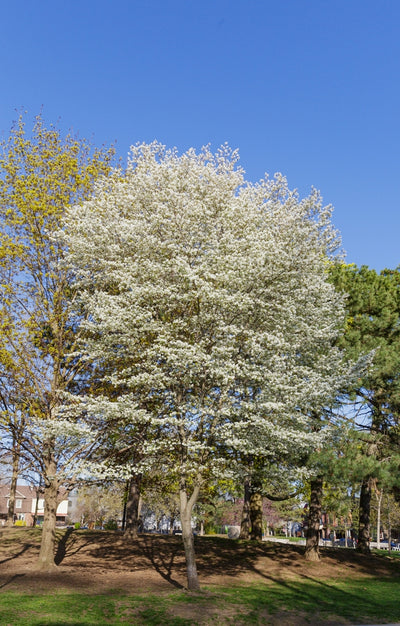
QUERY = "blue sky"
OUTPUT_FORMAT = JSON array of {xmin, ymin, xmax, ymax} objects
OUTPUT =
[{"xmin": 1, "ymin": 0, "xmax": 399, "ymax": 271}]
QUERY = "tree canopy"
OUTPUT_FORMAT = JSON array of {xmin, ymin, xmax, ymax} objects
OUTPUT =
[
  {"xmin": 62, "ymin": 141, "xmax": 350, "ymax": 589},
  {"xmin": 0, "ymin": 112, "xmax": 115, "ymax": 568}
]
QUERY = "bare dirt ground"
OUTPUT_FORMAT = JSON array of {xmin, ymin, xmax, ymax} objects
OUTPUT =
[{"xmin": 0, "ymin": 527, "xmax": 399, "ymax": 596}]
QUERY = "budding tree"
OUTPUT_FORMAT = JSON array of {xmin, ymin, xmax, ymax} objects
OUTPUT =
[
  {"xmin": 63, "ymin": 142, "xmax": 349, "ymax": 590},
  {"xmin": 0, "ymin": 113, "xmax": 115, "ymax": 569}
]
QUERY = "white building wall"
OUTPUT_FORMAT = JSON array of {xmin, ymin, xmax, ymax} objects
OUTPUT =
[{"xmin": 31, "ymin": 498, "xmax": 68, "ymax": 515}]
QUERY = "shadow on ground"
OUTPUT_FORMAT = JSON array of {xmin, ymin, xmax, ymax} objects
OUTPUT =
[{"xmin": 0, "ymin": 527, "xmax": 399, "ymax": 600}]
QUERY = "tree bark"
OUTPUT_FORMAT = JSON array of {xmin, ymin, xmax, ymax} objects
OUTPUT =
[
  {"xmin": 357, "ymin": 476, "xmax": 372, "ymax": 554},
  {"xmin": 239, "ymin": 477, "xmax": 250, "ymax": 540},
  {"xmin": 124, "ymin": 474, "xmax": 141, "ymax": 540},
  {"xmin": 32, "ymin": 483, "xmax": 41, "ymax": 528},
  {"xmin": 376, "ymin": 487, "xmax": 382, "ymax": 550},
  {"xmin": 387, "ymin": 494, "xmax": 392, "ymax": 555},
  {"xmin": 7, "ymin": 439, "xmax": 20, "ymax": 527},
  {"xmin": 305, "ymin": 475, "xmax": 323, "ymax": 561},
  {"xmin": 249, "ymin": 479, "xmax": 263, "ymax": 541},
  {"xmin": 179, "ymin": 482, "xmax": 200, "ymax": 591},
  {"xmin": 37, "ymin": 462, "xmax": 59, "ymax": 570}
]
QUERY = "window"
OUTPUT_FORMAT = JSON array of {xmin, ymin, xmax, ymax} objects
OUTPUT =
[{"xmin": 15, "ymin": 499, "xmax": 22, "ymax": 509}]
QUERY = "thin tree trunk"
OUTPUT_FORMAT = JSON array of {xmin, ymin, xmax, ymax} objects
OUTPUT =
[
  {"xmin": 37, "ymin": 459, "xmax": 59, "ymax": 570},
  {"xmin": 305, "ymin": 475, "xmax": 323, "ymax": 562},
  {"xmin": 387, "ymin": 494, "xmax": 392, "ymax": 555},
  {"xmin": 357, "ymin": 476, "xmax": 372, "ymax": 554},
  {"xmin": 121, "ymin": 478, "xmax": 129, "ymax": 531},
  {"xmin": 124, "ymin": 474, "xmax": 142, "ymax": 540},
  {"xmin": 376, "ymin": 487, "xmax": 382, "ymax": 550},
  {"xmin": 32, "ymin": 478, "xmax": 42, "ymax": 528},
  {"xmin": 249, "ymin": 479, "xmax": 263, "ymax": 541},
  {"xmin": 7, "ymin": 439, "xmax": 20, "ymax": 527},
  {"xmin": 179, "ymin": 482, "xmax": 200, "ymax": 591},
  {"xmin": 239, "ymin": 477, "xmax": 250, "ymax": 540}
]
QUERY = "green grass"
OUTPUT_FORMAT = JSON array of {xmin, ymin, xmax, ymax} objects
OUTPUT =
[
  {"xmin": 215, "ymin": 578, "xmax": 400, "ymax": 624},
  {"xmin": 0, "ymin": 591, "xmax": 189, "ymax": 626},
  {"xmin": 373, "ymin": 547, "xmax": 400, "ymax": 558},
  {"xmin": 0, "ymin": 577, "xmax": 399, "ymax": 625},
  {"xmin": 286, "ymin": 536, "xmax": 304, "ymax": 542}
]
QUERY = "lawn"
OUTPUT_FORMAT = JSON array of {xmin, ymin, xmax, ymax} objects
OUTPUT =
[
  {"xmin": 1, "ymin": 579, "xmax": 399, "ymax": 625},
  {"xmin": 1, "ymin": 528, "xmax": 399, "ymax": 625}
]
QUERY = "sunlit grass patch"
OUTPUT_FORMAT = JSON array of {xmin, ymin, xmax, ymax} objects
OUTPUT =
[{"xmin": 0, "ymin": 577, "xmax": 399, "ymax": 625}]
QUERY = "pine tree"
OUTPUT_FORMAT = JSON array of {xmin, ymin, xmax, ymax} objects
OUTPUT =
[{"xmin": 330, "ymin": 263, "xmax": 400, "ymax": 553}]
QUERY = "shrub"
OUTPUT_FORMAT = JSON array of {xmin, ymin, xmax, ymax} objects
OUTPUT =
[{"xmin": 104, "ymin": 519, "xmax": 118, "ymax": 531}]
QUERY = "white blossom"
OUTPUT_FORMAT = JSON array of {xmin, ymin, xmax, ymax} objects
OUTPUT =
[{"xmin": 61, "ymin": 142, "xmax": 350, "ymax": 483}]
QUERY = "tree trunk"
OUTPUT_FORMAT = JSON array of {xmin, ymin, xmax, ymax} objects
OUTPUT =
[
  {"xmin": 376, "ymin": 487, "xmax": 382, "ymax": 550},
  {"xmin": 357, "ymin": 476, "xmax": 372, "ymax": 554},
  {"xmin": 32, "ymin": 479, "xmax": 42, "ymax": 528},
  {"xmin": 121, "ymin": 479, "xmax": 129, "ymax": 531},
  {"xmin": 124, "ymin": 474, "xmax": 141, "ymax": 540},
  {"xmin": 37, "ymin": 468, "xmax": 59, "ymax": 571},
  {"xmin": 249, "ymin": 479, "xmax": 263, "ymax": 541},
  {"xmin": 7, "ymin": 439, "xmax": 20, "ymax": 527},
  {"xmin": 239, "ymin": 477, "xmax": 250, "ymax": 540},
  {"xmin": 305, "ymin": 475, "xmax": 323, "ymax": 562},
  {"xmin": 179, "ymin": 482, "xmax": 200, "ymax": 591},
  {"xmin": 387, "ymin": 494, "xmax": 392, "ymax": 555}
]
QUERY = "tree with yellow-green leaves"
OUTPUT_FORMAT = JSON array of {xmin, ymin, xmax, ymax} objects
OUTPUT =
[{"xmin": 0, "ymin": 112, "xmax": 115, "ymax": 569}]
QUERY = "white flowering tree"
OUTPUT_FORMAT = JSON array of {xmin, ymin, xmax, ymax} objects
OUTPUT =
[{"xmin": 63, "ymin": 142, "xmax": 348, "ymax": 590}]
